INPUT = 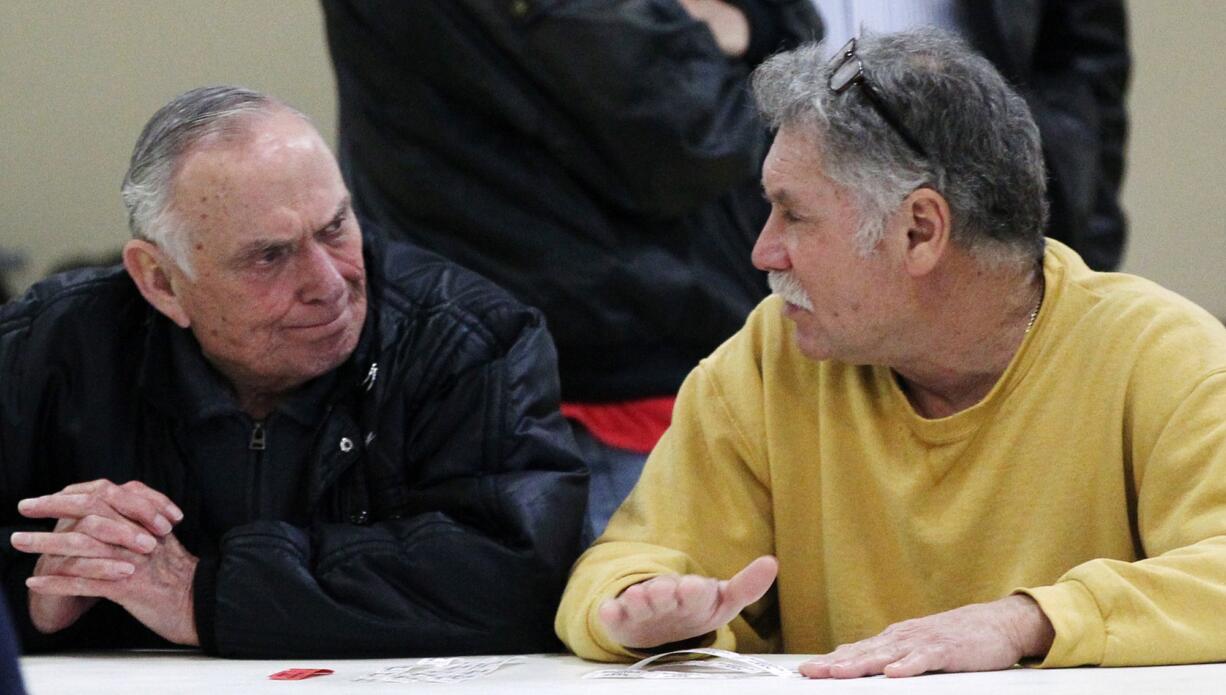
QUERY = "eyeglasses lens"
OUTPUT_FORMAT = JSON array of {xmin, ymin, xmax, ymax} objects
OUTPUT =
[{"xmin": 830, "ymin": 57, "xmax": 861, "ymax": 93}]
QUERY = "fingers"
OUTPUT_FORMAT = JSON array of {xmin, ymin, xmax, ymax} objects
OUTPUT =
[
  {"xmin": 800, "ymin": 643, "xmax": 854, "ymax": 678},
  {"xmin": 11, "ymin": 529, "xmax": 151, "ymax": 563},
  {"xmin": 599, "ymin": 578, "xmax": 681, "ymax": 632},
  {"xmin": 597, "ymin": 597, "xmax": 628, "ymax": 632},
  {"xmin": 643, "ymin": 576, "xmax": 680, "ymax": 615},
  {"xmin": 800, "ymin": 600, "xmax": 1030, "ymax": 680},
  {"xmin": 75, "ymin": 514, "xmax": 159, "ymax": 553},
  {"xmin": 65, "ymin": 480, "xmax": 184, "ymax": 524},
  {"xmin": 800, "ymin": 640, "xmax": 905, "ymax": 679},
  {"xmin": 18, "ymin": 479, "xmax": 180, "ymax": 536},
  {"xmin": 613, "ymin": 583, "xmax": 654, "ymax": 624},
  {"xmin": 883, "ymin": 646, "xmax": 948, "ymax": 678},
  {"xmin": 12, "ymin": 517, "xmax": 156, "ymax": 557},
  {"xmin": 673, "ymin": 0, "xmax": 748, "ymax": 57},
  {"xmin": 26, "ymin": 575, "xmax": 116, "ymax": 599},
  {"xmin": 798, "ymin": 657, "xmax": 833, "ymax": 679},
  {"xmin": 719, "ymin": 555, "xmax": 778, "ymax": 611},
  {"xmin": 42, "ymin": 557, "xmax": 136, "ymax": 581},
  {"xmin": 600, "ymin": 574, "xmax": 719, "ymax": 649},
  {"xmin": 674, "ymin": 573, "xmax": 718, "ymax": 615},
  {"xmin": 27, "ymin": 594, "xmax": 101, "ymax": 635},
  {"xmin": 617, "ymin": 576, "xmax": 681, "ymax": 623},
  {"xmin": 599, "ymin": 558, "xmax": 777, "ymax": 650}
]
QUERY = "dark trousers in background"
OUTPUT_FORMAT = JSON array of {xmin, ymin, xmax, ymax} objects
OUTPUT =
[{"xmin": 570, "ymin": 422, "xmax": 649, "ymax": 548}]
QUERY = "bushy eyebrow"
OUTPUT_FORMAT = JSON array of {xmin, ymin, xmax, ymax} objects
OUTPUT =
[
  {"xmin": 230, "ymin": 197, "xmax": 353, "ymax": 264},
  {"xmin": 232, "ymin": 239, "xmax": 293, "ymax": 266},
  {"xmin": 316, "ymin": 197, "xmax": 350, "ymax": 235},
  {"xmin": 762, "ymin": 185, "xmax": 799, "ymax": 208}
]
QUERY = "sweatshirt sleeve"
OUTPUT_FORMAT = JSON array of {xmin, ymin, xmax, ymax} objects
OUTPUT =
[
  {"xmin": 556, "ymin": 341, "xmax": 779, "ymax": 661},
  {"xmin": 1020, "ymin": 368, "xmax": 1226, "ymax": 667}
]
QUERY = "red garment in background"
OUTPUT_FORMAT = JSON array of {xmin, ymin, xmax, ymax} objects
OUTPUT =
[{"xmin": 561, "ymin": 396, "xmax": 676, "ymax": 454}]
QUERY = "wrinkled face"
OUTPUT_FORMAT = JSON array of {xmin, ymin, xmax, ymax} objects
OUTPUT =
[
  {"xmin": 752, "ymin": 126, "xmax": 905, "ymax": 363},
  {"xmin": 164, "ymin": 111, "xmax": 366, "ymax": 394}
]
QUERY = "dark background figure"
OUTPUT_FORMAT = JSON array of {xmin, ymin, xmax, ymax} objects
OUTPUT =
[
  {"xmin": 321, "ymin": 0, "xmax": 822, "ymax": 540},
  {"xmin": 812, "ymin": 0, "xmax": 1131, "ymax": 271},
  {"xmin": 0, "ymin": 591, "xmax": 26, "ymax": 695}
]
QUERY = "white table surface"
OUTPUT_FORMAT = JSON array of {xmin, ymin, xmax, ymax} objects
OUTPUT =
[{"xmin": 19, "ymin": 652, "xmax": 1226, "ymax": 694}]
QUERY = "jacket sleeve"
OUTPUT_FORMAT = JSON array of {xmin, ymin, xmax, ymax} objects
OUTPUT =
[
  {"xmin": 0, "ymin": 303, "xmax": 27, "ymax": 619},
  {"xmin": 0, "ymin": 291, "xmax": 169, "ymax": 653},
  {"xmin": 506, "ymin": 0, "xmax": 821, "ymax": 217},
  {"xmin": 323, "ymin": 0, "xmax": 820, "ymax": 219},
  {"xmin": 0, "ymin": 304, "xmax": 41, "ymax": 649},
  {"xmin": 194, "ymin": 303, "xmax": 589, "ymax": 658},
  {"xmin": 1029, "ymin": 0, "xmax": 1130, "ymax": 270},
  {"xmin": 1021, "ymin": 362, "xmax": 1226, "ymax": 667},
  {"xmin": 555, "ymin": 351, "xmax": 778, "ymax": 662}
]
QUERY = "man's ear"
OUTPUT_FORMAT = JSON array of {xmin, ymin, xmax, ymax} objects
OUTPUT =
[
  {"xmin": 897, "ymin": 187, "xmax": 951, "ymax": 278},
  {"xmin": 122, "ymin": 240, "xmax": 191, "ymax": 328}
]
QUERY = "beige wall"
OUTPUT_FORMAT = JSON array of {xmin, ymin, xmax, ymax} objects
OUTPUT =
[
  {"xmin": 2, "ymin": 1, "xmax": 1224, "ymax": 316},
  {"xmin": 1119, "ymin": 0, "xmax": 1226, "ymax": 316},
  {"xmin": 0, "ymin": 0, "xmax": 337, "ymax": 290}
]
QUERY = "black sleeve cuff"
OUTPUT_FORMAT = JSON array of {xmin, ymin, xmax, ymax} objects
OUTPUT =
[{"xmin": 192, "ymin": 553, "xmax": 221, "ymax": 655}]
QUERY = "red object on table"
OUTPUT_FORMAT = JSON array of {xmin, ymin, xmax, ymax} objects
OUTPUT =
[{"xmin": 268, "ymin": 668, "xmax": 334, "ymax": 680}]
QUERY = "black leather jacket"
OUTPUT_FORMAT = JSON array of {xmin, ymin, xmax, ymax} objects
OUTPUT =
[
  {"xmin": 322, "ymin": 0, "xmax": 822, "ymax": 401},
  {"xmin": 0, "ymin": 231, "xmax": 587, "ymax": 657}
]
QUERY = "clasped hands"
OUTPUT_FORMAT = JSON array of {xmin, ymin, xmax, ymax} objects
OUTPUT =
[
  {"xmin": 9, "ymin": 479, "xmax": 199, "ymax": 645},
  {"xmin": 599, "ymin": 555, "xmax": 1055, "ymax": 679}
]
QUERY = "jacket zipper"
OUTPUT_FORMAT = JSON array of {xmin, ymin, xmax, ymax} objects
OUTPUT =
[{"xmin": 249, "ymin": 421, "xmax": 266, "ymax": 518}]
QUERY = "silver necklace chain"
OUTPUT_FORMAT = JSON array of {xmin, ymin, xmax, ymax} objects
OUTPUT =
[{"xmin": 1024, "ymin": 279, "xmax": 1045, "ymax": 334}]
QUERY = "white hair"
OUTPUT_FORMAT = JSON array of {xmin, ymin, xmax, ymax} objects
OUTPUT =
[{"xmin": 121, "ymin": 86, "xmax": 306, "ymax": 276}]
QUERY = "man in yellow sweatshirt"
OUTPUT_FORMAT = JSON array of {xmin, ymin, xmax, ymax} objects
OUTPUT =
[{"xmin": 556, "ymin": 28, "xmax": 1226, "ymax": 678}]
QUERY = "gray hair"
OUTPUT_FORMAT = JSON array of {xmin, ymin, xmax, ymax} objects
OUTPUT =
[
  {"xmin": 121, "ymin": 86, "xmax": 304, "ymax": 276},
  {"xmin": 752, "ymin": 28, "xmax": 1047, "ymax": 266}
]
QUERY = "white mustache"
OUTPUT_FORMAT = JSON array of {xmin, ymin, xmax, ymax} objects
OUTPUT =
[{"xmin": 767, "ymin": 271, "xmax": 814, "ymax": 312}]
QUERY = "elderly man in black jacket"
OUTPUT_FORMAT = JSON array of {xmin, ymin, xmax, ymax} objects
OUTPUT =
[{"xmin": 0, "ymin": 86, "xmax": 587, "ymax": 658}]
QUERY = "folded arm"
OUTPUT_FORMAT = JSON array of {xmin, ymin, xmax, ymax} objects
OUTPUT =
[{"xmin": 198, "ymin": 304, "xmax": 588, "ymax": 657}]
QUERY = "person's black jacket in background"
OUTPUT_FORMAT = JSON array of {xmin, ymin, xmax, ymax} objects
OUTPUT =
[
  {"xmin": 0, "ymin": 230, "xmax": 587, "ymax": 658},
  {"xmin": 322, "ymin": 0, "xmax": 822, "ymax": 402},
  {"xmin": 963, "ymin": 0, "xmax": 1130, "ymax": 271}
]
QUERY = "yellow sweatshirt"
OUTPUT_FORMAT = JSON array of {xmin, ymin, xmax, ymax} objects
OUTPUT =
[{"xmin": 557, "ymin": 240, "xmax": 1226, "ymax": 668}]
